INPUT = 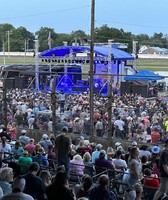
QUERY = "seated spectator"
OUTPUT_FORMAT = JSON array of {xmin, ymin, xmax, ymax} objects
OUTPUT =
[
  {"xmin": 0, "ymin": 136, "xmax": 11, "ymax": 159},
  {"xmin": 18, "ymin": 150, "xmax": 33, "ymax": 175},
  {"xmin": 89, "ymin": 174, "xmax": 117, "ymax": 200},
  {"xmin": 81, "ymin": 140, "xmax": 92, "ymax": 157},
  {"xmin": 70, "ymin": 154, "xmax": 85, "ymax": 182},
  {"xmin": 47, "ymin": 144, "xmax": 56, "ymax": 160},
  {"xmin": 23, "ymin": 162, "xmax": 46, "ymax": 200},
  {"xmin": 143, "ymin": 168, "xmax": 160, "ymax": 188},
  {"xmin": 38, "ymin": 134, "xmax": 52, "ymax": 153},
  {"xmin": 0, "ymin": 128, "xmax": 11, "ymax": 142},
  {"xmin": 106, "ymin": 147, "xmax": 115, "ymax": 162},
  {"xmin": 46, "ymin": 170, "xmax": 75, "ymax": 200},
  {"xmin": 152, "ymin": 156, "xmax": 160, "ymax": 177},
  {"xmin": 32, "ymin": 143, "xmax": 41, "ymax": 156},
  {"xmin": 24, "ymin": 138, "xmax": 35, "ymax": 155},
  {"xmin": 141, "ymin": 155, "xmax": 150, "ymax": 173},
  {"xmin": 95, "ymin": 150, "xmax": 114, "ymax": 172},
  {"xmin": 112, "ymin": 149, "xmax": 127, "ymax": 170},
  {"xmin": 33, "ymin": 147, "xmax": 49, "ymax": 166},
  {"xmin": 39, "ymin": 170, "xmax": 51, "ymax": 187},
  {"xmin": 11, "ymin": 141, "xmax": 24, "ymax": 159},
  {"xmin": 76, "ymin": 174, "xmax": 93, "ymax": 199},
  {"xmin": 91, "ymin": 143, "xmax": 103, "ymax": 164},
  {"xmin": 83, "ymin": 152, "xmax": 95, "ymax": 176},
  {"xmin": 1, "ymin": 177, "xmax": 33, "ymax": 200},
  {"xmin": 0, "ymin": 167, "xmax": 13, "ymax": 195},
  {"xmin": 18, "ymin": 130, "xmax": 30, "ymax": 146},
  {"xmin": 139, "ymin": 145, "xmax": 151, "ymax": 158}
]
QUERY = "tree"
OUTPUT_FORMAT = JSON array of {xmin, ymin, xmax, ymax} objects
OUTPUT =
[{"xmin": 35, "ymin": 27, "xmax": 58, "ymax": 52}]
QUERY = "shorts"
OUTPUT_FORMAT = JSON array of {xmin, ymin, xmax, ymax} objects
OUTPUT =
[{"xmin": 159, "ymin": 178, "xmax": 168, "ymax": 193}]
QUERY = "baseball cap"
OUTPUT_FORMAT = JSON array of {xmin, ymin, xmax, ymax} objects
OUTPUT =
[
  {"xmin": 78, "ymin": 136, "xmax": 85, "ymax": 141},
  {"xmin": 115, "ymin": 142, "xmax": 122, "ymax": 147},
  {"xmin": 152, "ymin": 146, "xmax": 160, "ymax": 154},
  {"xmin": 42, "ymin": 134, "xmax": 48, "ymax": 139},
  {"xmin": 21, "ymin": 130, "xmax": 26, "ymax": 134},
  {"xmin": 96, "ymin": 143, "xmax": 103, "ymax": 149},
  {"xmin": 132, "ymin": 141, "xmax": 138, "ymax": 146}
]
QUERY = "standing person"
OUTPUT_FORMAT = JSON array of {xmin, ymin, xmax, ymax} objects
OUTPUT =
[
  {"xmin": 153, "ymin": 138, "xmax": 168, "ymax": 200},
  {"xmin": 127, "ymin": 146, "xmax": 142, "ymax": 188},
  {"xmin": 59, "ymin": 90, "xmax": 66, "ymax": 113},
  {"xmin": 55, "ymin": 127, "xmax": 72, "ymax": 177},
  {"xmin": 114, "ymin": 116, "xmax": 125, "ymax": 139}
]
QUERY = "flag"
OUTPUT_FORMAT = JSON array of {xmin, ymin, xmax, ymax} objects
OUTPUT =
[{"xmin": 48, "ymin": 31, "xmax": 51, "ymax": 49}]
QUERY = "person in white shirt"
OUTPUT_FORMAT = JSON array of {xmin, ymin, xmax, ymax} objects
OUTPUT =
[
  {"xmin": 112, "ymin": 149, "xmax": 127, "ymax": 170},
  {"xmin": 114, "ymin": 116, "xmax": 125, "ymax": 138}
]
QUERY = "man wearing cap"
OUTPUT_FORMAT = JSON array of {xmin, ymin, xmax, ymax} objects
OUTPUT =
[
  {"xmin": 38, "ymin": 134, "xmax": 52, "ymax": 153},
  {"xmin": 19, "ymin": 130, "xmax": 30, "ymax": 146},
  {"xmin": 153, "ymin": 138, "xmax": 168, "ymax": 200},
  {"xmin": 92, "ymin": 144, "xmax": 103, "ymax": 164}
]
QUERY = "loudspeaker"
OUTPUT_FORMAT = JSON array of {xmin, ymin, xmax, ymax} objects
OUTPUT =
[
  {"xmin": 120, "ymin": 82, "xmax": 148, "ymax": 97},
  {"xmin": 6, "ymin": 78, "xmax": 15, "ymax": 89},
  {"xmin": 14, "ymin": 77, "xmax": 23, "ymax": 89}
]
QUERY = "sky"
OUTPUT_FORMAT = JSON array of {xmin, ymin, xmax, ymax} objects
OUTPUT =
[{"xmin": 0, "ymin": 0, "xmax": 168, "ymax": 37}]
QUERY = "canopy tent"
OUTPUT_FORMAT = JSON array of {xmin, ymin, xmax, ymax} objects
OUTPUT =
[
  {"xmin": 124, "ymin": 70, "xmax": 164, "ymax": 81},
  {"xmin": 39, "ymin": 45, "xmax": 134, "ymax": 61}
]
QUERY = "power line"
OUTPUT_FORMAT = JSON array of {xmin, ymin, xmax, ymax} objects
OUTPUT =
[
  {"xmin": 0, "ymin": 5, "xmax": 90, "ymax": 21},
  {"xmin": 96, "ymin": 19, "xmax": 168, "ymax": 30}
]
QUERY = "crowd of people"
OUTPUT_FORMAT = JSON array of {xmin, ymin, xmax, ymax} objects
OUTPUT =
[{"xmin": 0, "ymin": 88, "xmax": 167, "ymax": 199}]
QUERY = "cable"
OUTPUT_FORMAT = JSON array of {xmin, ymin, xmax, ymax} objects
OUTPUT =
[{"xmin": 0, "ymin": 5, "xmax": 90, "ymax": 20}]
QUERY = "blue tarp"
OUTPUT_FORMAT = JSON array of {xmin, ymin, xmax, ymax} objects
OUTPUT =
[
  {"xmin": 39, "ymin": 45, "xmax": 134, "ymax": 61},
  {"xmin": 124, "ymin": 70, "xmax": 164, "ymax": 81}
]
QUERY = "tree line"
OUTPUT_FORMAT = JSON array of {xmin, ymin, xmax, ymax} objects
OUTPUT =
[{"xmin": 0, "ymin": 23, "xmax": 168, "ymax": 53}]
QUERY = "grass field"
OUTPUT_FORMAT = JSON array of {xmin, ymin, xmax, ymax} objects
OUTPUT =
[{"xmin": 0, "ymin": 56, "xmax": 168, "ymax": 73}]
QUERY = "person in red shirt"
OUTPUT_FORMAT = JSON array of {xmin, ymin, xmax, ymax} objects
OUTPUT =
[
  {"xmin": 151, "ymin": 128, "xmax": 160, "ymax": 143},
  {"xmin": 24, "ymin": 138, "xmax": 35, "ymax": 155}
]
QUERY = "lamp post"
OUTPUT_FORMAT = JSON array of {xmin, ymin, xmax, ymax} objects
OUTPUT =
[
  {"xmin": 89, "ymin": 0, "xmax": 95, "ymax": 138},
  {"xmin": 34, "ymin": 39, "xmax": 39, "ymax": 91},
  {"xmin": 7, "ymin": 30, "xmax": 12, "ymax": 58}
]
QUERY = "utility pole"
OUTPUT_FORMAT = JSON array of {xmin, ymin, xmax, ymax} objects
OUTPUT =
[
  {"xmin": 51, "ymin": 73, "xmax": 57, "ymax": 135},
  {"xmin": 3, "ymin": 39, "xmax": 5, "ymax": 65},
  {"xmin": 34, "ymin": 39, "xmax": 39, "ymax": 91},
  {"xmin": 89, "ymin": 0, "xmax": 95, "ymax": 138},
  {"xmin": 107, "ymin": 39, "xmax": 113, "ymax": 142},
  {"xmin": 132, "ymin": 40, "xmax": 138, "ymax": 70},
  {"xmin": 2, "ymin": 79, "xmax": 7, "ymax": 127}
]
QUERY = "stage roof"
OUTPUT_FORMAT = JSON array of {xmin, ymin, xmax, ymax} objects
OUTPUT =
[
  {"xmin": 124, "ymin": 70, "xmax": 164, "ymax": 81},
  {"xmin": 39, "ymin": 46, "xmax": 134, "ymax": 61}
]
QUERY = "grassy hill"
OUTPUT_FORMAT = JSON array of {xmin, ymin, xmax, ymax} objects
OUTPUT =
[{"xmin": 1, "ymin": 56, "xmax": 168, "ymax": 73}]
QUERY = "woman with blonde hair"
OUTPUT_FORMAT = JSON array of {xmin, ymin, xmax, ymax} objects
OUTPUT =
[
  {"xmin": 83, "ymin": 152, "xmax": 94, "ymax": 176},
  {"xmin": 39, "ymin": 170, "xmax": 51, "ymax": 187},
  {"xmin": 127, "ymin": 147, "xmax": 142, "ymax": 187},
  {"xmin": 0, "ymin": 167, "xmax": 13, "ymax": 195},
  {"xmin": 70, "ymin": 154, "xmax": 85, "ymax": 182}
]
